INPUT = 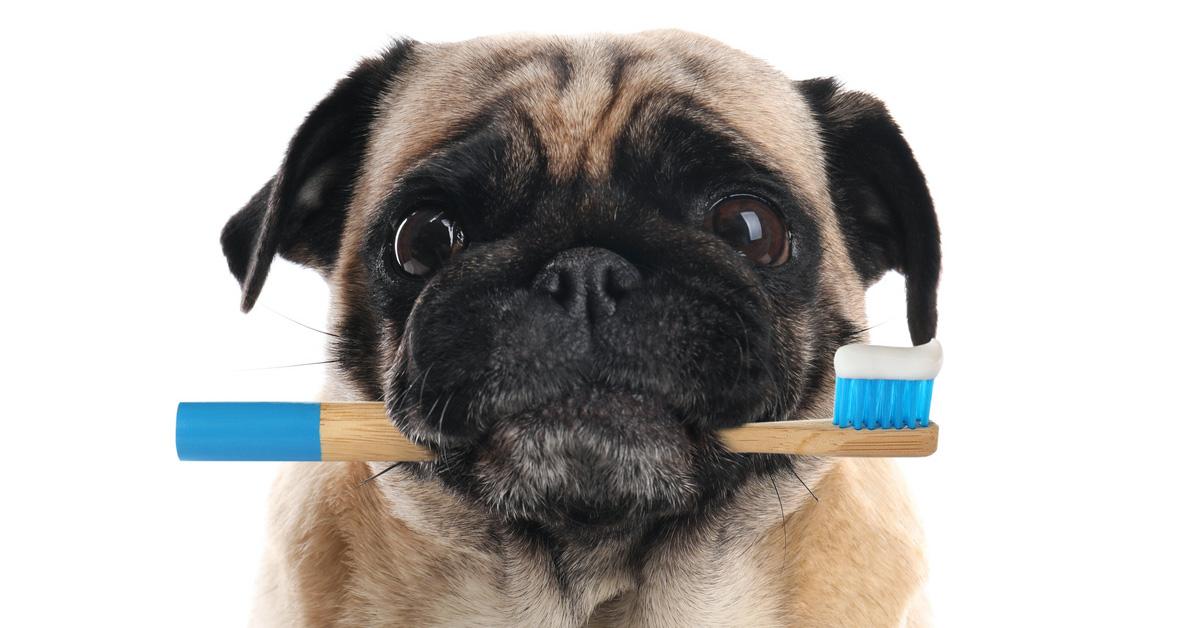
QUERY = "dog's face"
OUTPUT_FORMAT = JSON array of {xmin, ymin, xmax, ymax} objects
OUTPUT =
[{"xmin": 222, "ymin": 31, "xmax": 939, "ymax": 535}]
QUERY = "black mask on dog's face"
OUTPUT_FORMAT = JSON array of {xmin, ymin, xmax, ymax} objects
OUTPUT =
[{"xmin": 220, "ymin": 38, "xmax": 940, "ymax": 534}]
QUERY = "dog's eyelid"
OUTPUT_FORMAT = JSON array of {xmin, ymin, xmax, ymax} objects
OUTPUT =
[
  {"xmin": 701, "ymin": 189, "xmax": 788, "ymax": 224},
  {"xmin": 382, "ymin": 192, "xmax": 469, "ymax": 235}
]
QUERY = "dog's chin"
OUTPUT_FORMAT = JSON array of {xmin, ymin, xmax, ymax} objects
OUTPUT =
[{"xmin": 465, "ymin": 390, "xmax": 705, "ymax": 532}]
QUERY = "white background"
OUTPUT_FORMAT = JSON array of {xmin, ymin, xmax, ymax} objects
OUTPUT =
[{"xmin": 2, "ymin": 2, "xmax": 1197, "ymax": 626}]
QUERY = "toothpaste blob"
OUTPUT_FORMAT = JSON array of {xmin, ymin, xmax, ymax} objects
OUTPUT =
[
  {"xmin": 833, "ymin": 338, "xmax": 943, "ymax": 380},
  {"xmin": 833, "ymin": 339, "xmax": 943, "ymax": 429}
]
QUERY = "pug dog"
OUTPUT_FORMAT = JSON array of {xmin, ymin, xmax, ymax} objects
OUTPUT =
[{"xmin": 221, "ymin": 29, "xmax": 940, "ymax": 627}]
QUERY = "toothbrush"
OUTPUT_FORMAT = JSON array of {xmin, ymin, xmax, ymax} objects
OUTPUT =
[
  {"xmin": 178, "ymin": 340, "xmax": 942, "ymax": 461},
  {"xmin": 833, "ymin": 339, "xmax": 943, "ymax": 430}
]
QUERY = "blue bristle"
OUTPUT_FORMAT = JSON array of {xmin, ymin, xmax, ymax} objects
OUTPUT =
[{"xmin": 833, "ymin": 378, "xmax": 934, "ymax": 430}]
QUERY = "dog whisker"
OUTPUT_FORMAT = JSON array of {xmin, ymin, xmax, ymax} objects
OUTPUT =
[
  {"xmin": 732, "ymin": 309, "xmax": 750, "ymax": 391},
  {"xmin": 436, "ymin": 392, "xmax": 454, "ymax": 453},
  {"xmin": 359, "ymin": 461, "xmax": 405, "ymax": 487},
  {"xmin": 396, "ymin": 363, "xmax": 429, "ymax": 406},
  {"xmin": 769, "ymin": 473, "xmax": 788, "ymax": 572},
  {"xmin": 787, "ymin": 462, "xmax": 818, "ymax": 502},
  {"xmin": 422, "ymin": 394, "xmax": 445, "ymax": 437},
  {"xmin": 236, "ymin": 359, "xmax": 337, "ymax": 371},
  {"xmin": 266, "ymin": 306, "xmax": 341, "ymax": 338},
  {"xmin": 417, "ymin": 364, "xmax": 435, "ymax": 406},
  {"xmin": 846, "ymin": 321, "xmax": 883, "ymax": 339}
]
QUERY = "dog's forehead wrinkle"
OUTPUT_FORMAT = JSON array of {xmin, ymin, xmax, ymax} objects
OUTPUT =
[{"xmin": 365, "ymin": 31, "xmax": 815, "ymax": 196}]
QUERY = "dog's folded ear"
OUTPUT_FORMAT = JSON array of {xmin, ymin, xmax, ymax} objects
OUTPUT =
[
  {"xmin": 221, "ymin": 40, "xmax": 416, "ymax": 312},
  {"xmin": 795, "ymin": 78, "xmax": 942, "ymax": 345}
]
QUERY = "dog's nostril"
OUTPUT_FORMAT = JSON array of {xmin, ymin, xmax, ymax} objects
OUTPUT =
[
  {"xmin": 532, "ymin": 247, "xmax": 641, "ymax": 320},
  {"xmin": 604, "ymin": 264, "xmax": 638, "ymax": 298},
  {"xmin": 546, "ymin": 269, "xmax": 576, "ymax": 306}
]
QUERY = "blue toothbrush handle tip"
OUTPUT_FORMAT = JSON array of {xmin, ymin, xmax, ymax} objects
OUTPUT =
[{"xmin": 176, "ymin": 402, "xmax": 322, "ymax": 461}]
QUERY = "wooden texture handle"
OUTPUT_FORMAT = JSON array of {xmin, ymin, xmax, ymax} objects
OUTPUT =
[
  {"xmin": 318, "ymin": 403, "xmax": 938, "ymax": 461},
  {"xmin": 718, "ymin": 419, "xmax": 938, "ymax": 457},
  {"xmin": 320, "ymin": 403, "xmax": 435, "ymax": 461}
]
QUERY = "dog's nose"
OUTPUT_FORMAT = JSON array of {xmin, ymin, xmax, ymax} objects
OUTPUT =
[{"xmin": 533, "ymin": 247, "xmax": 641, "ymax": 320}]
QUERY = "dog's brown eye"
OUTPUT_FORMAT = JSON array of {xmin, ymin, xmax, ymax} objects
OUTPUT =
[
  {"xmin": 704, "ymin": 195, "xmax": 790, "ymax": 266},
  {"xmin": 393, "ymin": 209, "xmax": 467, "ymax": 277}
]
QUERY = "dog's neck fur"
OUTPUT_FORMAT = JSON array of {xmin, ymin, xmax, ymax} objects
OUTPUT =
[
  {"xmin": 316, "ymin": 374, "xmax": 826, "ymax": 626},
  {"xmin": 364, "ymin": 462, "xmax": 823, "ymax": 627}
]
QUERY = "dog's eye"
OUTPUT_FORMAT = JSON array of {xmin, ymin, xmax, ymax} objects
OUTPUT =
[
  {"xmin": 704, "ymin": 195, "xmax": 790, "ymax": 266},
  {"xmin": 393, "ymin": 209, "xmax": 467, "ymax": 277}
]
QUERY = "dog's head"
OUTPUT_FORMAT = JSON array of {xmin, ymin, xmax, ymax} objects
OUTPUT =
[{"xmin": 221, "ymin": 31, "xmax": 939, "ymax": 533}]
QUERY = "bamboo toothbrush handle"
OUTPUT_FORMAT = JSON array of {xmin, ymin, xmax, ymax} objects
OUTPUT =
[
  {"xmin": 319, "ymin": 402, "xmax": 435, "ymax": 461},
  {"xmin": 718, "ymin": 418, "xmax": 938, "ymax": 457},
  {"xmin": 317, "ymin": 402, "xmax": 938, "ymax": 460}
]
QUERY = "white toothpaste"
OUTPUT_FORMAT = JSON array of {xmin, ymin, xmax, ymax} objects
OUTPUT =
[{"xmin": 833, "ymin": 338, "xmax": 943, "ymax": 381}]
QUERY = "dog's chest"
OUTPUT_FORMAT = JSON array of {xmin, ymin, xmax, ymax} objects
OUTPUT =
[
  {"xmin": 391, "ymin": 551, "xmax": 788, "ymax": 628},
  {"xmin": 581, "ymin": 555, "xmax": 790, "ymax": 628}
]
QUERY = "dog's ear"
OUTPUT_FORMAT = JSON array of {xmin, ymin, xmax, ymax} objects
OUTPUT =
[
  {"xmin": 220, "ymin": 40, "xmax": 416, "ymax": 312},
  {"xmin": 795, "ymin": 78, "xmax": 942, "ymax": 345}
]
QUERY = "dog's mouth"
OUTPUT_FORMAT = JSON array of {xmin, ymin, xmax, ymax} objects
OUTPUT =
[{"xmin": 423, "ymin": 388, "xmax": 725, "ymax": 530}]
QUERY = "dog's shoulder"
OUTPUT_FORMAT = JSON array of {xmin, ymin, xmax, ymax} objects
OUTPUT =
[
  {"xmin": 783, "ymin": 459, "xmax": 929, "ymax": 627},
  {"xmin": 252, "ymin": 463, "xmax": 499, "ymax": 627},
  {"xmin": 251, "ymin": 463, "xmax": 360, "ymax": 627}
]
